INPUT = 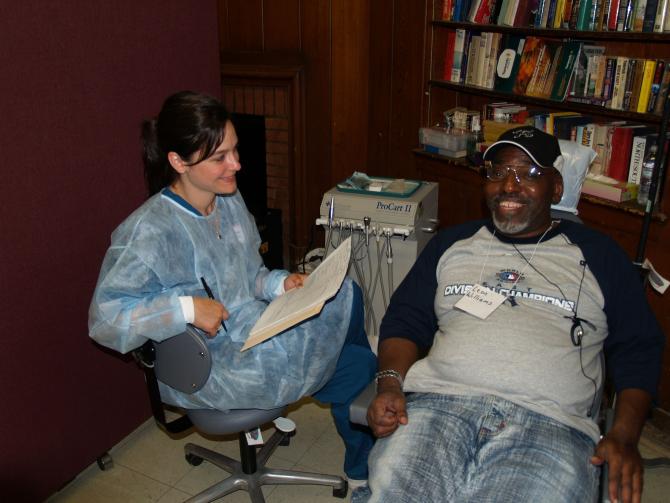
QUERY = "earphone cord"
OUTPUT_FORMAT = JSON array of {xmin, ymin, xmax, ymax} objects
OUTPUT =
[{"xmin": 512, "ymin": 245, "xmax": 598, "ymax": 417}]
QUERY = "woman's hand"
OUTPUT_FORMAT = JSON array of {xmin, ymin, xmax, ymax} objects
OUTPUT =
[
  {"xmin": 284, "ymin": 273, "xmax": 308, "ymax": 291},
  {"xmin": 193, "ymin": 297, "xmax": 229, "ymax": 338}
]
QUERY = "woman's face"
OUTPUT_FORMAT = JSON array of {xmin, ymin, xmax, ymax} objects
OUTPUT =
[{"xmin": 182, "ymin": 121, "xmax": 241, "ymax": 195}]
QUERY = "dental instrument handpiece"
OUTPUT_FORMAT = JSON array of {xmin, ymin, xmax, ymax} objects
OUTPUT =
[
  {"xmin": 363, "ymin": 216, "xmax": 371, "ymax": 247},
  {"xmin": 328, "ymin": 195, "xmax": 335, "ymax": 227}
]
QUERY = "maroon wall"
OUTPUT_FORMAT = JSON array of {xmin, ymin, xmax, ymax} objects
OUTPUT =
[{"xmin": 0, "ymin": 2, "xmax": 220, "ymax": 500}]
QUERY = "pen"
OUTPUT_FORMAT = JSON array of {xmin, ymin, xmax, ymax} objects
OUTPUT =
[{"xmin": 200, "ymin": 276, "xmax": 228, "ymax": 332}]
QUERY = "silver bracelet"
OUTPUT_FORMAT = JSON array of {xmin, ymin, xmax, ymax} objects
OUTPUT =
[{"xmin": 375, "ymin": 369, "xmax": 404, "ymax": 390}]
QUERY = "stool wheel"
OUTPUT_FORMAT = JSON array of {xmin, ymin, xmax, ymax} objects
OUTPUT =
[
  {"xmin": 185, "ymin": 453, "xmax": 203, "ymax": 466},
  {"xmin": 333, "ymin": 480, "xmax": 348, "ymax": 498}
]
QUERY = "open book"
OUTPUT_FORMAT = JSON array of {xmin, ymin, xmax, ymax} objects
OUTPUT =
[{"xmin": 241, "ymin": 237, "xmax": 352, "ymax": 351}]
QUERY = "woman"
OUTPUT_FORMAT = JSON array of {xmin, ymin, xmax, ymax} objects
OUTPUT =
[{"xmin": 88, "ymin": 91, "xmax": 376, "ymax": 483}]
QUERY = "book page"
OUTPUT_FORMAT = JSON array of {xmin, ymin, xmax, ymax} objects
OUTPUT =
[{"xmin": 241, "ymin": 237, "xmax": 352, "ymax": 351}]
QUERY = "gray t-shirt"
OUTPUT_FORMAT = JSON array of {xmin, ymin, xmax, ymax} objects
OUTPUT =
[{"xmin": 403, "ymin": 225, "xmax": 607, "ymax": 442}]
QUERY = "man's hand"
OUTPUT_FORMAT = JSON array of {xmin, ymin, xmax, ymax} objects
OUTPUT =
[
  {"xmin": 284, "ymin": 273, "xmax": 308, "ymax": 291},
  {"xmin": 367, "ymin": 383, "xmax": 408, "ymax": 438},
  {"xmin": 591, "ymin": 432, "xmax": 644, "ymax": 503},
  {"xmin": 590, "ymin": 388, "xmax": 652, "ymax": 503},
  {"xmin": 193, "ymin": 297, "xmax": 229, "ymax": 338}
]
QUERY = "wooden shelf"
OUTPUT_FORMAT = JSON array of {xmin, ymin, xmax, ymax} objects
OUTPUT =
[
  {"xmin": 431, "ymin": 20, "xmax": 670, "ymax": 43},
  {"xmin": 428, "ymin": 80, "xmax": 666, "ymax": 124}
]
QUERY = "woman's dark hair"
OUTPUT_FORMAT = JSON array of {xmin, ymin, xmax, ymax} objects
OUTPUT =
[{"xmin": 141, "ymin": 91, "xmax": 230, "ymax": 196}]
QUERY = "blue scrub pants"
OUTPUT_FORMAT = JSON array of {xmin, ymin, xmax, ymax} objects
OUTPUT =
[{"xmin": 313, "ymin": 283, "xmax": 377, "ymax": 480}]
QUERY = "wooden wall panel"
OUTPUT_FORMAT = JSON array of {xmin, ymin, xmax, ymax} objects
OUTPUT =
[
  {"xmin": 386, "ymin": 0, "xmax": 428, "ymax": 180},
  {"xmin": 263, "ymin": 0, "xmax": 301, "ymax": 51},
  {"xmin": 220, "ymin": 0, "xmax": 264, "ymax": 51},
  {"xmin": 298, "ymin": 0, "xmax": 333, "ymax": 248},
  {"xmin": 331, "ymin": 0, "xmax": 370, "ymax": 184},
  {"xmin": 367, "ymin": 0, "xmax": 395, "ymax": 174}
]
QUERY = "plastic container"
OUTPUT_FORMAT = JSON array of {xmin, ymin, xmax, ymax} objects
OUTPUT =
[{"xmin": 419, "ymin": 127, "xmax": 471, "ymax": 158}]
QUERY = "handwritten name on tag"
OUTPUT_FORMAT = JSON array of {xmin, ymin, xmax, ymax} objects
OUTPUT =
[{"xmin": 454, "ymin": 283, "xmax": 506, "ymax": 319}]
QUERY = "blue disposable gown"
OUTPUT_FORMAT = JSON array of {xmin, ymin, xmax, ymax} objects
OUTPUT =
[{"xmin": 89, "ymin": 190, "xmax": 352, "ymax": 410}]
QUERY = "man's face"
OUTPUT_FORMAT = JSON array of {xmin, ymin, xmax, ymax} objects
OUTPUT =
[{"xmin": 484, "ymin": 146, "xmax": 563, "ymax": 238}]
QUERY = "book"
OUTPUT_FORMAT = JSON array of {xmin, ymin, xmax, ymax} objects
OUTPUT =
[
  {"xmin": 608, "ymin": 0, "xmax": 622, "ymax": 28},
  {"xmin": 443, "ymin": 30, "xmax": 457, "ymax": 81},
  {"xmin": 608, "ymin": 124, "xmax": 636, "ymax": 180},
  {"xmin": 514, "ymin": 0, "xmax": 534, "ymax": 24},
  {"xmin": 581, "ymin": 176, "xmax": 639, "ymax": 201},
  {"xmin": 494, "ymin": 34, "xmax": 526, "ymax": 92},
  {"xmin": 617, "ymin": 0, "xmax": 633, "ymax": 30},
  {"xmin": 242, "ymin": 237, "xmax": 352, "ymax": 351},
  {"xmin": 473, "ymin": 0, "xmax": 498, "ymax": 22},
  {"xmin": 636, "ymin": 59, "xmax": 657, "ymax": 112},
  {"xmin": 610, "ymin": 56, "xmax": 629, "ymax": 110},
  {"xmin": 476, "ymin": 32, "xmax": 493, "ymax": 86},
  {"xmin": 541, "ymin": 45, "xmax": 564, "ymax": 98},
  {"xmin": 550, "ymin": 41, "xmax": 582, "ymax": 101},
  {"xmin": 577, "ymin": 0, "xmax": 594, "ymax": 28},
  {"xmin": 484, "ymin": 32, "xmax": 503, "ymax": 88},
  {"xmin": 647, "ymin": 59, "xmax": 666, "ymax": 113},
  {"xmin": 623, "ymin": 59, "xmax": 642, "ymax": 110},
  {"xmin": 572, "ymin": 45, "xmax": 606, "ymax": 98},
  {"xmin": 465, "ymin": 34, "xmax": 482, "ymax": 86},
  {"xmin": 628, "ymin": 133, "xmax": 651, "ymax": 183},
  {"xmin": 592, "ymin": 54, "xmax": 608, "ymax": 98},
  {"xmin": 514, "ymin": 36, "xmax": 545, "ymax": 94},
  {"xmin": 654, "ymin": 0, "xmax": 669, "ymax": 31},
  {"xmin": 643, "ymin": 0, "xmax": 660, "ymax": 30},
  {"xmin": 451, "ymin": 29, "xmax": 468, "ymax": 83},
  {"xmin": 633, "ymin": 0, "xmax": 649, "ymax": 30},
  {"xmin": 526, "ymin": 43, "xmax": 549, "ymax": 96},
  {"xmin": 602, "ymin": 57, "xmax": 617, "ymax": 101},
  {"xmin": 590, "ymin": 122, "xmax": 612, "ymax": 175},
  {"xmin": 554, "ymin": 0, "xmax": 568, "ymax": 26},
  {"xmin": 654, "ymin": 62, "xmax": 670, "ymax": 113}
]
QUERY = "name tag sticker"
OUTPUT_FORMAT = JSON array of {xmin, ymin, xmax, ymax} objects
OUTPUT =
[{"xmin": 454, "ymin": 283, "xmax": 506, "ymax": 319}]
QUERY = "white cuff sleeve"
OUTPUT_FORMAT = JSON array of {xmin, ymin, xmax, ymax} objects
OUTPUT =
[
  {"xmin": 274, "ymin": 279, "xmax": 286, "ymax": 297},
  {"xmin": 178, "ymin": 296, "xmax": 195, "ymax": 324}
]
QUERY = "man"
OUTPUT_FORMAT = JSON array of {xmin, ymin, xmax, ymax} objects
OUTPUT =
[{"xmin": 355, "ymin": 126, "xmax": 664, "ymax": 503}]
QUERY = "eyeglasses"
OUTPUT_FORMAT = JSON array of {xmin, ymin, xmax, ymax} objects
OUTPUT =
[{"xmin": 484, "ymin": 161, "xmax": 547, "ymax": 183}]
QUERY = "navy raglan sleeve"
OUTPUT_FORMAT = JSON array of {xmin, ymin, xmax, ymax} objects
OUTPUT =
[
  {"xmin": 379, "ymin": 221, "xmax": 484, "ymax": 350},
  {"xmin": 577, "ymin": 226, "xmax": 665, "ymax": 398}
]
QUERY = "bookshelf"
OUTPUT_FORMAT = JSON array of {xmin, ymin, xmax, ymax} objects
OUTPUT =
[
  {"xmin": 416, "ymin": 2, "xmax": 670, "ymax": 415},
  {"xmin": 420, "ymin": 2, "xmax": 670, "ymax": 222}
]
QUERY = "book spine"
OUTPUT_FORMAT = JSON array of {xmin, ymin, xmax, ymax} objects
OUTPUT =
[
  {"xmin": 654, "ymin": 0, "xmax": 669, "ymax": 31},
  {"xmin": 637, "ymin": 59, "xmax": 657, "ymax": 112},
  {"xmin": 608, "ymin": 0, "xmax": 622, "ymax": 28},
  {"xmin": 648, "ymin": 59, "xmax": 666, "ymax": 111},
  {"xmin": 602, "ymin": 57, "xmax": 616, "ymax": 100},
  {"xmin": 608, "ymin": 127, "xmax": 634, "ymax": 180},
  {"xmin": 633, "ymin": 0, "xmax": 649, "ymax": 30},
  {"xmin": 452, "ymin": 29, "xmax": 466, "ymax": 83},
  {"xmin": 654, "ymin": 63, "xmax": 670, "ymax": 113},
  {"xmin": 617, "ymin": 0, "xmax": 632, "ymax": 30},
  {"xmin": 443, "ymin": 31, "xmax": 457, "ymax": 81},
  {"xmin": 628, "ymin": 135, "xmax": 648, "ymax": 183},
  {"xmin": 643, "ymin": 0, "xmax": 660, "ymax": 30}
]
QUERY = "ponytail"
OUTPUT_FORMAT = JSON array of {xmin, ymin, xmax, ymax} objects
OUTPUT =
[{"xmin": 142, "ymin": 118, "xmax": 175, "ymax": 196}]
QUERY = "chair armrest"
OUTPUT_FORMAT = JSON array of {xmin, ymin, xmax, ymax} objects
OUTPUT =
[
  {"xmin": 154, "ymin": 325, "xmax": 212, "ymax": 394},
  {"xmin": 349, "ymin": 381, "xmax": 376, "ymax": 426}
]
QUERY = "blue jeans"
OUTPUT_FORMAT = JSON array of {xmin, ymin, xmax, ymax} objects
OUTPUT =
[
  {"xmin": 354, "ymin": 393, "xmax": 599, "ymax": 503},
  {"xmin": 313, "ymin": 281, "xmax": 377, "ymax": 480}
]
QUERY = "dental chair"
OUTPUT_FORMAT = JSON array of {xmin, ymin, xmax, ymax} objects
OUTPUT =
[{"xmin": 133, "ymin": 326, "xmax": 348, "ymax": 503}]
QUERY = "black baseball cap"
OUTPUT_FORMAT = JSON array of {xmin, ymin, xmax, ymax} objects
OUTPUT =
[{"xmin": 483, "ymin": 126, "xmax": 563, "ymax": 173}]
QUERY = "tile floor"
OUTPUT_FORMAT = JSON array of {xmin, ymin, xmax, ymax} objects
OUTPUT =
[{"xmin": 49, "ymin": 398, "xmax": 670, "ymax": 503}]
